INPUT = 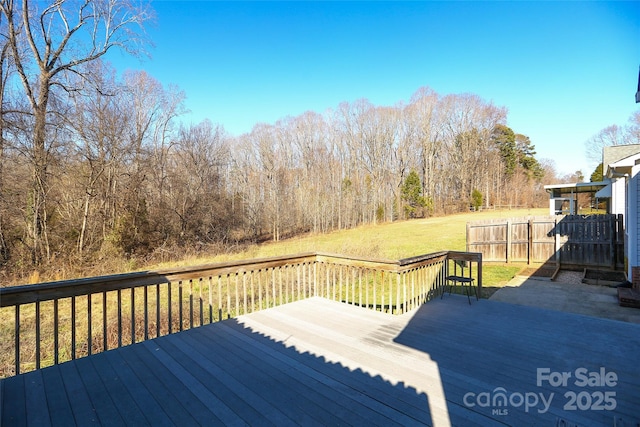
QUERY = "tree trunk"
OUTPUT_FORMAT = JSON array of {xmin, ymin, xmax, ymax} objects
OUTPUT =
[{"xmin": 30, "ymin": 80, "xmax": 50, "ymax": 264}]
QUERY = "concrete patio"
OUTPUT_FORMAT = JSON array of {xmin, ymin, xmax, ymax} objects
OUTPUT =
[{"xmin": 489, "ymin": 271, "xmax": 640, "ymax": 324}]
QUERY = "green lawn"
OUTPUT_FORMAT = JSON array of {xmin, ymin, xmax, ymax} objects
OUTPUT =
[{"xmin": 151, "ymin": 208, "xmax": 545, "ymax": 296}]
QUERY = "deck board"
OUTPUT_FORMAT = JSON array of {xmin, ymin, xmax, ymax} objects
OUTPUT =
[
  {"xmin": 96, "ymin": 348, "xmax": 167, "ymax": 426},
  {"xmin": 83, "ymin": 355, "xmax": 146, "ymax": 426},
  {"xmin": 215, "ymin": 322, "xmax": 414, "ymax": 426},
  {"xmin": 57, "ymin": 362, "xmax": 101, "ymax": 426},
  {"xmin": 41, "ymin": 365, "xmax": 76, "ymax": 427},
  {"xmin": 2, "ymin": 295, "xmax": 640, "ymax": 426},
  {"xmin": 23, "ymin": 370, "xmax": 50, "ymax": 427}
]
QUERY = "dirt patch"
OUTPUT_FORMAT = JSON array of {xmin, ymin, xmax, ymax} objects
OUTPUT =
[
  {"xmin": 520, "ymin": 265, "xmax": 555, "ymax": 278},
  {"xmin": 583, "ymin": 269, "xmax": 626, "ymax": 286}
]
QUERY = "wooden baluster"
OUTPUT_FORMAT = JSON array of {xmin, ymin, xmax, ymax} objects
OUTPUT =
[
  {"xmin": 55, "ymin": 299, "xmax": 60, "ymax": 364},
  {"xmin": 102, "ymin": 292, "xmax": 107, "ymax": 351},
  {"xmin": 189, "ymin": 279, "xmax": 194, "ymax": 329},
  {"xmin": 258, "ymin": 270, "xmax": 263, "ymax": 311},
  {"xmin": 35, "ymin": 301, "xmax": 40, "ymax": 369},
  {"xmin": 131, "ymin": 287, "xmax": 135, "ymax": 344},
  {"xmin": 87, "ymin": 294, "xmax": 92, "ymax": 356},
  {"xmin": 144, "ymin": 286, "xmax": 149, "ymax": 341},
  {"xmin": 167, "ymin": 282, "xmax": 172, "ymax": 334},
  {"xmin": 156, "ymin": 284, "xmax": 161, "ymax": 338},
  {"xmin": 15, "ymin": 305, "xmax": 20, "ymax": 375},
  {"xmin": 72, "ymin": 296, "xmax": 77, "ymax": 358},
  {"xmin": 208, "ymin": 277, "xmax": 213, "ymax": 324},
  {"xmin": 243, "ymin": 272, "xmax": 248, "ymax": 315}
]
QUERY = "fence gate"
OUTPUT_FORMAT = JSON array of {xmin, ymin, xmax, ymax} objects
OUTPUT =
[{"xmin": 466, "ymin": 215, "xmax": 624, "ymax": 269}]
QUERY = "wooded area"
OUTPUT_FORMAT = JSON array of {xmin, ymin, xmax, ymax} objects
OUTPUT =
[{"xmin": 0, "ymin": 0, "xmax": 557, "ymax": 283}]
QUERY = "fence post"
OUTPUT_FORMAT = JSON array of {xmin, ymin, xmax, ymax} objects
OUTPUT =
[
  {"xmin": 610, "ymin": 215, "xmax": 616, "ymax": 270},
  {"xmin": 466, "ymin": 222, "xmax": 470, "ymax": 252},
  {"xmin": 506, "ymin": 220, "xmax": 512, "ymax": 263},
  {"xmin": 528, "ymin": 218, "xmax": 534, "ymax": 265}
]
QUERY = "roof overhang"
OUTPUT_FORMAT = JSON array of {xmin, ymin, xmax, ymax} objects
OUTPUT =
[
  {"xmin": 595, "ymin": 184, "xmax": 612, "ymax": 198},
  {"xmin": 607, "ymin": 152, "xmax": 640, "ymax": 177},
  {"xmin": 544, "ymin": 181, "xmax": 609, "ymax": 197}
]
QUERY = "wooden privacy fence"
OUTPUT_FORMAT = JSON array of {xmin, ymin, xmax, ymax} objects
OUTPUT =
[
  {"xmin": 467, "ymin": 214, "xmax": 624, "ymax": 269},
  {"xmin": 0, "ymin": 250, "xmax": 481, "ymax": 378}
]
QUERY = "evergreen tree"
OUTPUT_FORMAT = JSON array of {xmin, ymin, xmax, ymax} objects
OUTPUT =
[
  {"xmin": 590, "ymin": 163, "xmax": 603, "ymax": 182},
  {"xmin": 471, "ymin": 189, "xmax": 483, "ymax": 211},
  {"xmin": 516, "ymin": 134, "xmax": 544, "ymax": 180},
  {"xmin": 491, "ymin": 124, "xmax": 518, "ymax": 176},
  {"xmin": 401, "ymin": 170, "xmax": 429, "ymax": 218}
]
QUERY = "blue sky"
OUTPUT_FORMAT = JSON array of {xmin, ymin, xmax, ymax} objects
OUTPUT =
[{"xmin": 106, "ymin": 1, "xmax": 640, "ymax": 177}]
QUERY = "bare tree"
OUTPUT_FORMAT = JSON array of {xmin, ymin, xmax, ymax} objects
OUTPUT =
[
  {"xmin": 65, "ymin": 60, "xmax": 130, "ymax": 255},
  {"xmin": 584, "ymin": 125, "xmax": 627, "ymax": 166},
  {"xmin": 0, "ymin": 0, "xmax": 153, "ymax": 264}
]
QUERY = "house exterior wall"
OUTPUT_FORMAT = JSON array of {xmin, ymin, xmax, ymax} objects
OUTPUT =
[
  {"xmin": 621, "ymin": 164, "xmax": 640, "ymax": 279},
  {"xmin": 611, "ymin": 177, "xmax": 627, "ymax": 216},
  {"xmin": 632, "ymin": 164, "xmax": 640, "ymax": 277}
]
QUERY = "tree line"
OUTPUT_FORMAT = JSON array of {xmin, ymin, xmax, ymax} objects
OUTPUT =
[
  {"xmin": 585, "ymin": 110, "xmax": 640, "ymax": 182},
  {"xmin": 0, "ymin": 0, "xmax": 551, "ymax": 282}
]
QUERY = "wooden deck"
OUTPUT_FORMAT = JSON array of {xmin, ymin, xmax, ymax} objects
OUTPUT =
[{"xmin": 2, "ymin": 296, "xmax": 639, "ymax": 426}]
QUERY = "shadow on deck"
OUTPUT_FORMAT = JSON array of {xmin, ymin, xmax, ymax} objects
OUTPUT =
[{"xmin": 2, "ymin": 296, "xmax": 640, "ymax": 426}]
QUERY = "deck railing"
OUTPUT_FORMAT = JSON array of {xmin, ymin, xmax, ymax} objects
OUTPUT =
[{"xmin": 0, "ymin": 250, "xmax": 481, "ymax": 377}]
